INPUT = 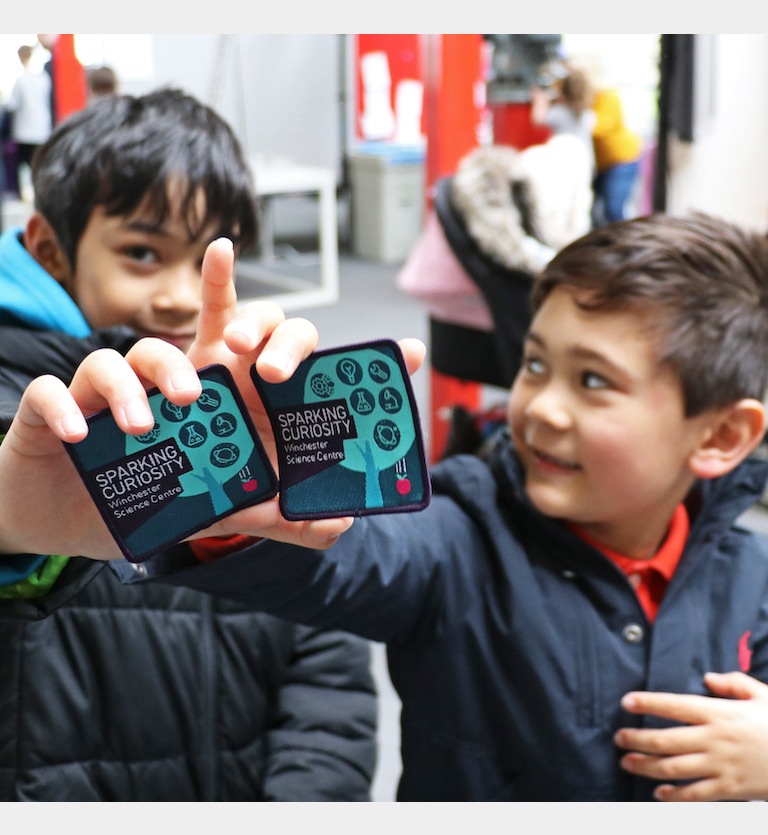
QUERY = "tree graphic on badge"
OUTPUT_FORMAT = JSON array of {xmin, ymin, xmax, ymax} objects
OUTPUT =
[
  {"xmin": 304, "ymin": 348, "xmax": 414, "ymax": 508},
  {"xmin": 125, "ymin": 381, "xmax": 254, "ymax": 515}
]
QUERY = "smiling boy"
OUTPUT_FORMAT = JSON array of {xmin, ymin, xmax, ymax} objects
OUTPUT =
[
  {"xmin": 509, "ymin": 286, "xmax": 723, "ymax": 560},
  {"xmin": 11, "ymin": 92, "xmax": 256, "ymax": 352},
  {"xmin": 123, "ymin": 211, "xmax": 768, "ymax": 801},
  {"xmin": 0, "ymin": 89, "xmax": 376, "ymax": 801}
]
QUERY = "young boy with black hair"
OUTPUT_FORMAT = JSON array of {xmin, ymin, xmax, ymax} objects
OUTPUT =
[
  {"xmin": 0, "ymin": 89, "xmax": 377, "ymax": 801},
  {"xmin": 5, "ymin": 209, "xmax": 768, "ymax": 801},
  {"xmin": 130, "ymin": 210, "xmax": 768, "ymax": 802}
]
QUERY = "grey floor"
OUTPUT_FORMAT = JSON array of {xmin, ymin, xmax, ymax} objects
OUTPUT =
[{"xmin": 235, "ymin": 242, "xmax": 768, "ymax": 802}]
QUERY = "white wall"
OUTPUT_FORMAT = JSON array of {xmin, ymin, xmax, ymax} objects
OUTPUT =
[
  {"xmin": 79, "ymin": 34, "xmax": 344, "ymax": 179},
  {"xmin": 114, "ymin": 34, "xmax": 344, "ymax": 238},
  {"xmin": 665, "ymin": 34, "xmax": 768, "ymax": 231}
]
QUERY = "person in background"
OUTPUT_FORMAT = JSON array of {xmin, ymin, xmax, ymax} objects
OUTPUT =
[
  {"xmin": 0, "ymin": 88, "xmax": 376, "ymax": 801},
  {"xmin": 531, "ymin": 67, "xmax": 596, "ymax": 167},
  {"xmin": 86, "ymin": 65, "xmax": 118, "ymax": 102},
  {"xmin": 591, "ymin": 86, "xmax": 642, "ymax": 224},
  {"xmin": 6, "ymin": 44, "xmax": 52, "ymax": 189}
]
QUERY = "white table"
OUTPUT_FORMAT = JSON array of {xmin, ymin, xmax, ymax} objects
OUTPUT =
[{"xmin": 238, "ymin": 162, "xmax": 339, "ymax": 311}]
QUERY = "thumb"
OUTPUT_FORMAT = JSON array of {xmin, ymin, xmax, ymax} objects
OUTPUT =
[{"xmin": 704, "ymin": 671, "xmax": 766, "ymax": 701}]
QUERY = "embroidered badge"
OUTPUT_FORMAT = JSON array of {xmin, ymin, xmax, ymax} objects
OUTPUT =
[
  {"xmin": 252, "ymin": 339, "xmax": 431, "ymax": 520},
  {"xmin": 65, "ymin": 364, "xmax": 277, "ymax": 562}
]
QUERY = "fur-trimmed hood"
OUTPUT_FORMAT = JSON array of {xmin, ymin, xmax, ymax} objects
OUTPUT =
[{"xmin": 450, "ymin": 137, "xmax": 593, "ymax": 271}]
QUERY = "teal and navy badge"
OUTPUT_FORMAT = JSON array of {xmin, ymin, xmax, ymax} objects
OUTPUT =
[
  {"xmin": 252, "ymin": 339, "xmax": 430, "ymax": 520},
  {"xmin": 65, "ymin": 364, "xmax": 277, "ymax": 562}
]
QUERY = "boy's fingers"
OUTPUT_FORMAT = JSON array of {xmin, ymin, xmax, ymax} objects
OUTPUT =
[
  {"xmin": 14, "ymin": 374, "xmax": 88, "ymax": 443},
  {"xmin": 619, "ymin": 751, "xmax": 712, "ymax": 783},
  {"xmin": 703, "ymin": 671, "xmax": 767, "ymax": 701},
  {"xmin": 67, "ymin": 348, "xmax": 152, "ymax": 432},
  {"xmin": 653, "ymin": 780, "xmax": 719, "ymax": 803},
  {"xmin": 222, "ymin": 300, "xmax": 289, "ymax": 354},
  {"xmin": 67, "ymin": 343, "xmax": 200, "ymax": 436},
  {"xmin": 124, "ymin": 337, "xmax": 202, "ymax": 402},
  {"xmin": 398, "ymin": 338, "xmax": 427, "ymax": 376},
  {"xmin": 194, "ymin": 237, "xmax": 238, "ymax": 346},
  {"xmin": 250, "ymin": 316, "xmax": 320, "ymax": 383},
  {"xmin": 620, "ymin": 690, "xmax": 717, "ymax": 725},
  {"xmin": 275, "ymin": 516, "xmax": 355, "ymax": 550},
  {"xmin": 196, "ymin": 499, "xmax": 353, "ymax": 549},
  {"xmin": 614, "ymin": 724, "xmax": 703, "ymax": 756}
]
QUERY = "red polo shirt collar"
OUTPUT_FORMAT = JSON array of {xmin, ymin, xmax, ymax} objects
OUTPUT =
[{"xmin": 570, "ymin": 504, "xmax": 689, "ymax": 622}]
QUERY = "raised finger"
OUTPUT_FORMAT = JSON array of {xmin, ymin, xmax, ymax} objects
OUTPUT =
[{"xmin": 195, "ymin": 237, "xmax": 238, "ymax": 347}]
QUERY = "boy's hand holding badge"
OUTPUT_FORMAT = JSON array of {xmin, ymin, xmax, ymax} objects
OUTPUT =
[{"xmin": 57, "ymin": 240, "xmax": 430, "ymax": 561}]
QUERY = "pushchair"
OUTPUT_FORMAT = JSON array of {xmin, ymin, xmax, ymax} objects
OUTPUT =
[
  {"xmin": 430, "ymin": 176, "xmax": 535, "ymax": 459},
  {"xmin": 399, "ymin": 139, "xmax": 593, "ymax": 460}
]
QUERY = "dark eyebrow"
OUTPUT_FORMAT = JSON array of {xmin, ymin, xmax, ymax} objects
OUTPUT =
[
  {"xmin": 122, "ymin": 217, "xmax": 219, "ymax": 249},
  {"xmin": 123, "ymin": 219, "xmax": 170, "ymax": 237}
]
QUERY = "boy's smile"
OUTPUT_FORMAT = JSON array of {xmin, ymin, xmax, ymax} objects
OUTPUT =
[
  {"xmin": 508, "ymin": 286, "xmax": 717, "ymax": 560},
  {"xmin": 62, "ymin": 194, "xmax": 218, "ymax": 354}
]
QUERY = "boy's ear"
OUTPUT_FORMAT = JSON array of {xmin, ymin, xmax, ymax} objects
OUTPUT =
[
  {"xmin": 23, "ymin": 212, "xmax": 73, "ymax": 285},
  {"xmin": 688, "ymin": 399, "xmax": 767, "ymax": 480}
]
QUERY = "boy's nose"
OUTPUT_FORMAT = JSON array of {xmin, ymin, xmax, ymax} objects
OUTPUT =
[
  {"xmin": 524, "ymin": 384, "xmax": 572, "ymax": 430},
  {"xmin": 153, "ymin": 267, "xmax": 203, "ymax": 315}
]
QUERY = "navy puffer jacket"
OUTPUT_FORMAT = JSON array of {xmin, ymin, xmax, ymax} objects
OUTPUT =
[{"xmin": 141, "ymin": 430, "xmax": 768, "ymax": 800}]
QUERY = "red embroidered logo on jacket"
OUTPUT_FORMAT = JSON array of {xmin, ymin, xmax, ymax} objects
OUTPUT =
[{"xmin": 739, "ymin": 630, "xmax": 752, "ymax": 672}]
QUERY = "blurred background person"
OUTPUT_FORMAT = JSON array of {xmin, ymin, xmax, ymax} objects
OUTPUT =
[
  {"xmin": 530, "ymin": 67, "xmax": 596, "ymax": 167},
  {"xmin": 591, "ymin": 84, "xmax": 642, "ymax": 225},
  {"xmin": 86, "ymin": 65, "xmax": 117, "ymax": 103},
  {"xmin": 6, "ymin": 44, "xmax": 52, "ymax": 196}
]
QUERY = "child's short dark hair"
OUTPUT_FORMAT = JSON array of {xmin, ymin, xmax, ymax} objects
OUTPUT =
[
  {"xmin": 32, "ymin": 87, "xmax": 258, "ymax": 269},
  {"xmin": 533, "ymin": 213, "xmax": 768, "ymax": 416}
]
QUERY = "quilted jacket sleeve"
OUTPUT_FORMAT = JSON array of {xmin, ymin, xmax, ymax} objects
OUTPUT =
[{"xmin": 262, "ymin": 625, "xmax": 377, "ymax": 801}]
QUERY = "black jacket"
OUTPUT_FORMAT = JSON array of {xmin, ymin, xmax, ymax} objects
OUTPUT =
[
  {"xmin": 142, "ymin": 431, "xmax": 768, "ymax": 801},
  {"xmin": 0, "ymin": 325, "xmax": 377, "ymax": 801}
]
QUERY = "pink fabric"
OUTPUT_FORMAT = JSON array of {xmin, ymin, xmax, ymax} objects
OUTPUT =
[{"xmin": 396, "ymin": 211, "xmax": 494, "ymax": 331}]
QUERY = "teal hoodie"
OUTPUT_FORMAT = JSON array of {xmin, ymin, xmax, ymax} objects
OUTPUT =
[{"xmin": 0, "ymin": 226, "xmax": 91, "ymax": 590}]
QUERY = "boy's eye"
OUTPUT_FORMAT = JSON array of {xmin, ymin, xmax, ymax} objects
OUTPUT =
[
  {"xmin": 581, "ymin": 371, "xmax": 610, "ymax": 390},
  {"xmin": 124, "ymin": 246, "xmax": 159, "ymax": 264},
  {"xmin": 524, "ymin": 356, "xmax": 546, "ymax": 376}
]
